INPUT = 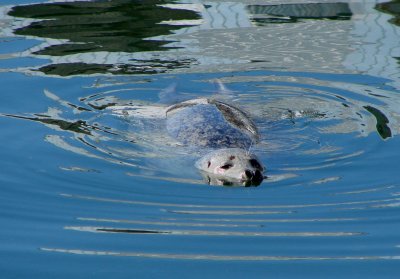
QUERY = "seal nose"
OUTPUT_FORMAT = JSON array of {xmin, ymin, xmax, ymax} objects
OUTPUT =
[
  {"xmin": 244, "ymin": 170, "xmax": 254, "ymax": 179},
  {"xmin": 254, "ymin": 170, "xmax": 263, "ymax": 181},
  {"xmin": 243, "ymin": 169, "xmax": 264, "ymax": 183}
]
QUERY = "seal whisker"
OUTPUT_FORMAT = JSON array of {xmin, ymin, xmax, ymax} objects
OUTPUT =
[{"xmin": 247, "ymin": 140, "xmax": 254, "ymax": 156}]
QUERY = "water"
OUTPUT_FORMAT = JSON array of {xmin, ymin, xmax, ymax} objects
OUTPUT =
[{"xmin": 1, "ymin": 0, "xmax": 400, "ymax": 278}]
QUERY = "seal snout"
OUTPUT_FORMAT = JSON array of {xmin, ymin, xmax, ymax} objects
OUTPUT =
[
  {"xmin": 244, "ymin": 170, "xmax": 253, "ymax": 179},
  {"xmin": 243, "ymin": 169, "xmax": 263, "ymax": 183}
]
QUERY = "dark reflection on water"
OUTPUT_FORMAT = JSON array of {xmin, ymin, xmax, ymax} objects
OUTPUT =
[
  {"xmin": 9, "ymin": 0, "xmax": 200, "ymax": 75},
  {"xmin": 10, "ymin": 0, "xmax": 200, "ymax": 54},
  {"xmin": 4, "ymin": 113, "xmax": 92, "ymax": 135},
  {"xmin": 376, "ymin": 1, "xmax": 400, "ymax": 26},
  {"xmin": 7, "ymin": 1, "xmax": 359, "ymax": 76},
  {"xmin": 5, "ymin": 0, "xmax": 399, "ymax": 78},
  {"xmin": 248, "ymin": 3, "xmax": 352, "ymax": 25},
  {"xmin": 364, "ymin": 106, "xmax": 392, "ymax": 139},
  {"xmin": 36, "ymin": 58, "xmax": 196, "ymax": 76}
]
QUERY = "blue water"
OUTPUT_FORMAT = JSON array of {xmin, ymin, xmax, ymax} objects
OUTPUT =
[{"xmin": 1, "ymin": 0, "xmax": 400, "ymax": 278}]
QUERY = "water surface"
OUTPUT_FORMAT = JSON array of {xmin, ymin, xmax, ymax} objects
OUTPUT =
[{"xmin": 1, "ymin": 0, "xmax": 400, "ymax": 278}]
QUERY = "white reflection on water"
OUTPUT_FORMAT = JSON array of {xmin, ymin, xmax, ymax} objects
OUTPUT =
[
  {"xmin": 41, "ymin": 247, "xmax": 400, "ymax": 261},
  {"xmin": 65, "ymin": 225, "xmax": 363, "ymax": 237},
  {"xmin": 61, "ymin": 193, "xmax": 400, "ymax": 209},
  {"xmin": 1, "ymin": 0, "xmax": 400, "ymax": 88}
]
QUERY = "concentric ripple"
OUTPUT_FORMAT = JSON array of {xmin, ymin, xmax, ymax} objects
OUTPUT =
[
  {"xmin": 3, "ymin": 70, "xmax": 400, "ymax": 265},
  {"xmin": 10, "ymin": 71, "xmax": 399, "ymax": 187}
]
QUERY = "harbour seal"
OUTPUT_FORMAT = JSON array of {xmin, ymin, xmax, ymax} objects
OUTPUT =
[{"xmin": 166, "ymin": 98, "xmax": 265, "ymax": 186}]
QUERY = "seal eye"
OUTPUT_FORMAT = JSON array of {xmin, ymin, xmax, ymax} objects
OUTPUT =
[
  {"xmin": 207, "ymin": 161, "xmax": 211, "ymax": 168},
  {"xmin": 249, "ymin": 159, "xmax": 262, "ymax": 170},
  {"xmin": 220, "ymin": 163, "xmax": 233, "ymax": 170}
]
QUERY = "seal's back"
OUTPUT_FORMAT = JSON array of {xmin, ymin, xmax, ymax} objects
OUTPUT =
[{"xmin": 166, "ymin": 98, "xmax": 258, "ymax": 149}]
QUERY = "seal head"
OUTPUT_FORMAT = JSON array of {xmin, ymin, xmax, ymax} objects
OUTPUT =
[
  {"xmin": 166, "ymin": 98, "xmax": 265, "ymax": 186},
  {"xmin": 195, "ymin": 148, "xmax": 264, "ymax": 186}
]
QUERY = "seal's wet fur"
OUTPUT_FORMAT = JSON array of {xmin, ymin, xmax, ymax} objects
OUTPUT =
[{"xmin": 166, "ymin": 98, "xmax": 264, "ymax": 186}]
